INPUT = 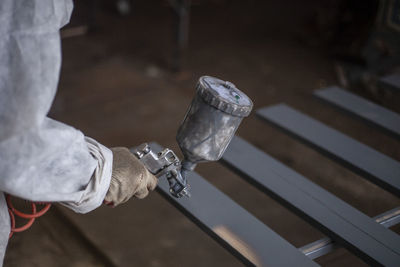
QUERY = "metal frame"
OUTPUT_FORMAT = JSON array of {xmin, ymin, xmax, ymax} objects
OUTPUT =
[
  {"xmin": 221, "ymin": 136, "xmax": 400, "ymax": 266},
  {"xmin": 147, "ymin": 143, "xmax": 318, "ymax": 267},
  {"xmin": 299, "ymin": 207, "xmax": 400, "ymax": 259},
  {"xmin": 257, "ymin": 104, "xmax": 400, "ymax": 197},
  {"xmin": 314, "ymin": 86, "xmax": 400, "ymax": 140},
  {"xmin": 146, "ymin": 138, "xmax": 400, "ymax": 266},
  {"xmin": 126, "ymin": 87, "xmax": 400, "ymax": 266}
]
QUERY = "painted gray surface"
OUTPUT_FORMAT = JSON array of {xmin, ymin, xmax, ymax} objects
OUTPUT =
[
  {"xmin": 299, "ymin": 207, "xmax": 400, "ymax": 260},
  {"xmin": 299, "ymin": 237, "xmax": 337, "ymax": 260},
  {"xmin": 314, "ymin": 86, "xmax": 400, "ymax": 139},
  {"xmin": 221, "ymin": 136, "xmax": 400, "ymax": 266},
  {"xmin": 257, "ymin": 104, "xmax": 400, "ymax": 196},
  {"xmin": 148, "ymin": 143, "xmax": 318, "ymax": 267},
  {"xmin": 374, "ymin": 207, "xmax": 400, "ymax": 228},
  {"xmin": 379, "ymin": 74, "xmax": 400, "ymax": 93}
]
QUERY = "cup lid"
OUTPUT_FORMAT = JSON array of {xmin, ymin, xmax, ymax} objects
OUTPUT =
[{"xmin": 196, "ymin": 76, "xmax": 253, "ymax": 117}]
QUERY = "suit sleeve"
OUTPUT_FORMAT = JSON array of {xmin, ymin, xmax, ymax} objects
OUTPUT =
[{"xmin": 0, "ymin": 0, "xmax": 112, "ymax": 213}]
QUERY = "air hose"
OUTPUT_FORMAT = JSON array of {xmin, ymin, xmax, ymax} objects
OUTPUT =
[{"xmin": 6, "ymin": 194, "xmax": 51, "ymax": 238}]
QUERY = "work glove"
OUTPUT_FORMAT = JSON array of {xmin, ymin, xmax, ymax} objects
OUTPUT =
[{"xmin": 104, "ymin": 147, "xmax": 157, "ymax": 206}]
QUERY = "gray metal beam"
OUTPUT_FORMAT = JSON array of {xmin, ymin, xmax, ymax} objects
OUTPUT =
[
  {"xmin": 299, "ymin": 237, "xmax": 337, "ymax": 260},
  {"xmin": 379, "ymin": 74, "xmax": 400, "ymax": 93},
  {"xmin": 314, "ymin": 86, "xmax": 400, "ymax": 140},
  {"xmin": 257, "ymin": 104, "xmax": 400, "ymax": 197},
  {"xmin": 146, "ymin": 143, "xmax": 318, "ymax": 267},
  {"xmin": 221, "ymin": 136, "xmax": 400, "ymax": 266},
  {"xmin": 375, "ymin": 207, "xmax": 400, "ymax": 228},
  {"xmin": 299, "ymin": 207, "xmax": 400, "ymax": 259}
]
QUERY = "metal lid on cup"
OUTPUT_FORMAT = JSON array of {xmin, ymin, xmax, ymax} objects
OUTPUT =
[{"xmin": 196, "ymin": 76, "xmax": 253, "ymax": 117}]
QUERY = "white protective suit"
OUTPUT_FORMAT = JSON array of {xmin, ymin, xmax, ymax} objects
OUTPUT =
[{"xmin": 0, "ymin": 0, "xmax": 113, "ymax": 263}]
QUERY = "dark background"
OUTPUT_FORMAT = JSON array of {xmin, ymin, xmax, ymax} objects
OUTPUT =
[{"xmin": 4, "ymin": 0, "xmax": 400, "ymax": 266}]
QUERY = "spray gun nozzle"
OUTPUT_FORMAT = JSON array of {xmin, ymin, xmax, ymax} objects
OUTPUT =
[
  {"xmin": 169, "ymin": 160, "xmax": 196, "ymax": 198},
  {"xmin": 167, "ymin": 169, "xmax": 191, "ymax": 198}
]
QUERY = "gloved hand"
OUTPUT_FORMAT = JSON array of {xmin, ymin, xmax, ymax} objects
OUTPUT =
[{"xmin": 104, "ymin": 147, "xmax": 157, "ymax": 206}]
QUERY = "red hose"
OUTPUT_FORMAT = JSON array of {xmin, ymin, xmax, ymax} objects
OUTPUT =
[
  {"xmin": 7, "ymin": 209, "xmax": 15, "ymax": 239},
  {"xmin": 6, "ymin": 194, "xmax": 51, "ymax": 238}
]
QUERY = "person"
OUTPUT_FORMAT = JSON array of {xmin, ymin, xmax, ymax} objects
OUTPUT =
[{"xmin": 0, "ymin": 0, "xmax": 157, "ymax": 264}]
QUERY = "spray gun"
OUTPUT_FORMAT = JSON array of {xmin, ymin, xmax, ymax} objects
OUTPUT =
[{"xmin": 132, "ymin": 76, "xmax": 253, "ymax": 198}]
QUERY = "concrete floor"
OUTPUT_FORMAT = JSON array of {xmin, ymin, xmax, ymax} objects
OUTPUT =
[{"xmin": 4, "ymin": 1, "xmax": 400, "ymax": 266}]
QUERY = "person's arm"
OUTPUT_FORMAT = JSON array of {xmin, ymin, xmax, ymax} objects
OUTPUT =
[
  {"xmin": 0, "ymin": 0, "xmax": 112, "ymax": 213},
  {"xmin": 0, "ymin": 0, "xmax": 157, "ymax": 213},
  {"xmin": 0, "ymin": 118, "xmax": 113, "ymax": 213}
]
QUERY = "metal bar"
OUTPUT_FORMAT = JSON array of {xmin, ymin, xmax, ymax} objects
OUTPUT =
[
  {"xmin": 145, "ymin": 143, "xmax": 318, "ymax": 267},
  {"xmin": 299, "ymin": 237, "xmax": 337, "ymax": 260},
  {"xmin": 374, "ymin": 207, "xmax": 400, "ymax": 228},
  {"xmin": 379, "ymin": 74, "xmax": 400, "ymax": 93},
  {"xmin": 257, "ymin": 104, "xmax": 400, "ymax": 197},
  {"xmin": 314, "ymin": 86, "xmax": 400, "ymax": 140},
  {"xmin": 170, "ymin": 0, "xmax": 191, "ymax": 71},
  {"xmin": 221, "ymin": 136, "xmax": 400, "ymax": 266},
  {"xmin": 299, "ymin": 207, "xmax": 400, "ymax": 259}
]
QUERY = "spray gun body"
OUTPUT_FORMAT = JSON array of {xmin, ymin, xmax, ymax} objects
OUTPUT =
[
  {"xmin": 133, "ymin": 76, "xmax": 253, "ymax": 198},
  {"xmin": 131, "ymin": 144, "xmax": 190, "ymax": 198}
]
